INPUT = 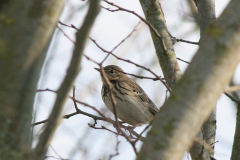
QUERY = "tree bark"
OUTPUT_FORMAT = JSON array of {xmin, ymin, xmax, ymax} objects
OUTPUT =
[
  {"xmin": 231, "ymin": 102, "xmax": 240, "ymax": 160},
  {"xmin": 194, "ymin": 0, "xmax": 216, "ymax": 37},
  {"xmin": 34, "ymin": 0, "xmax": 101, "ymax": 159},
  {"xmin": 190, "ymin": 0, "xmax": 216, "ymax": 160},
  {"xmin": 139, "ymin": 0, "xmax": 182, "ymax": 87},
  {"xmin": 0, "ymin": 0, "xmax": 64, "ymax": 159},
  {"xmin": 137, "ymin": 0, "xmax": 240, "ymax": 159}
]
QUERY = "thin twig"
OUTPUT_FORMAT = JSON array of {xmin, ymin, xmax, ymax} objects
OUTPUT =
[
  {"xmin": 224, "ymin": 91, "xmax": 240, "ymax": 103},
  {"xmin": 98, "ymin": 64, "xmax": 120, "ymax": 133},
  {"xmin": 102, "ymin": 0, "xmax": 167, "ymax": 53},
  {"xmin": 134, "ymin": 124, "xmax": 150, "ymax": 142},
  {"xmin": 100, "ymin": 22, "xmax": 141, "ymax": 64},
  {"xmin": 59, "ymin": 20, "xmax": 79, "ymax": 31},
  {"xmin": 57, "ymin": 23, "xmax": 99, "ymax": 65},
  {"xmin": 45, "ymin": 156, "xmax": 70, "ymax": 160},
  {"xmin": 102, "ymin": 0, "xmax": 198, "ymax": 47},
  {"xmin": 109, "ymin": 140, "xmax": 120, "ymax": 160},
  {"xmin": 102, "ymin": 0, "xmax": 162, "ymax": 41},
  {"xmin": 57, "ymin": 26, "xmax": 75, "ymax": 43},
  {"xmin": 177, "ymin": 58, "xmax": 190, "ymax": 64},
  {"xmin": 120, "ymin": 124, "xmax": 145, "ymax": 141},
  {"xmin": 111, "ymin": 21, "xmax": 141, "ymax": 52},
  {"xmin": 176, "ymin": 38, "xmax": 199, "ymax": 45},
  {"xmin": 32, "ymin": 110, "xmax": 106, "ymax": 126},
  {"xmin": 225, "ymin": 85, "xmax": 240, "ymax": 93},
  {"xmin": 107, "ymin": 67, "xmax": 164, "ymax": 81},
  {"xmin": 89, "ymin": 125, "xmax": 138, "ymax": 154},
  {"xmin": 72, "ymin": 86, "xmax": 78, "ymax": 111},
  {"xmin": 89, "ymin": 125, "xmax": 122, "ymax": 136},
  {"xmin": 49, "ymin": 145, "xmax": 64, "ymax": 160}
]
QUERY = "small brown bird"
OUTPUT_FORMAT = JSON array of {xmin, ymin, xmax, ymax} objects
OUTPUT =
[{"xmin": 95, "ymin": 65, "xmax": 159, "ymax": 126}]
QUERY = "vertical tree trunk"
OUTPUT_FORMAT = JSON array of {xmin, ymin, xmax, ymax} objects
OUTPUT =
[
  {"xmin": 139, "ymin": 0, "xmax": 182, "ymax": 87},
  {"xmin": 0, "ymin": 0, "xmax": 64, "ymax": 159},
  {"xmin": 190, "ymin": 1, "xmax": 216, "ymax": 159},
  {"xmin": 231, "ymin": 102, "xmax": 240, "ymax": 160},
  {"xmin": 194, "ymin": 0, "xmax": 216, "ymax": 38},
  {"xmin": 34, "ymin": 1, "xmax": 101, "ymax": 159}
]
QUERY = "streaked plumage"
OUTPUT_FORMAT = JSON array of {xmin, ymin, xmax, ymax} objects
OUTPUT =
[{"xmin": 95, "ymin": 65, "xmax": 159, "ymax": 126}]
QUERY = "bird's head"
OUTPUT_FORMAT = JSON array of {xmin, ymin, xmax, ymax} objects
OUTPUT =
[{"xmin": 94, "ymin": 65, "xmax": 125, "ymax": 83}]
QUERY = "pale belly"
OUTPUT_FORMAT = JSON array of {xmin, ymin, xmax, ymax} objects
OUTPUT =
[{"xmin": 102, "ymin": 88, "xmax": 155, "ymax": 125}]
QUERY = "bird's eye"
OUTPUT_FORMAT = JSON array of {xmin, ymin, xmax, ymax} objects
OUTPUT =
[{"xmin": 109, "ymin": 70, "xmax": 114, "ymax": 74}]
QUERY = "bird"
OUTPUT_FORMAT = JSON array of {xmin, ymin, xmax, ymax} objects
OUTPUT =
[{"xmin": 95, "ymin": 65, "xmax": 159, "ymax": 126}]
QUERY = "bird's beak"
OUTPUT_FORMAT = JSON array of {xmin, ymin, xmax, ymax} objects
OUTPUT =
[{"xmin": 94, "ymin": 68, "xmax": 100, "ymax": 72}]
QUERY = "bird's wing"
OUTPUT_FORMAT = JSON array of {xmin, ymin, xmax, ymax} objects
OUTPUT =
[{"xmin": 119, "ymin": 79, "xmax": 159, "ymax": 115}]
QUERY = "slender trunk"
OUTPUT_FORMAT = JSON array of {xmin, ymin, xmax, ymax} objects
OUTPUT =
[
  {"xmin": 34, "ymin": 1, "xmax": 101, "ymax": 159},
  {"xmin": 0, "ymin": 1, "xmax": 64, "ymax": 159},
  {"xmin": 139, "ymin": 0, "xmax": 182, "ymax": 87},
  {"xmin": 231, "ymin": 102, "xmax": 240, "ymax": 160},
  {"xmin": 190, "ymin": 1, "xmax": 216, "ymax": 159}
]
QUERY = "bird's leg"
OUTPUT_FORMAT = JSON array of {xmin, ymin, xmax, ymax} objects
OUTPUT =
[
  {"xmin": 119, "ymin": 121, "xmax": 127, "ymax": 125},
  {"xmin": 127, "ymin": 122, "xmax": 142, "ymax": 137}
]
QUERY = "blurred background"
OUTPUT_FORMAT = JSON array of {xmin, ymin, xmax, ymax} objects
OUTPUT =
[{"xmin": 32, "ymin": 0, "xmax": 239, "ymax": 159}]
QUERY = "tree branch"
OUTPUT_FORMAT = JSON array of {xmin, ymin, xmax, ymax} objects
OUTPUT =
[
  {"xmin": 34, "ymin": 1, "xmax": 101, "ymax": 159},
  {"xmin": 231, "ymin": 102, "xmax": 240, "ymax": 159},
  {"xmin": 190, "ymin": 1, "xmax": 217, "ymax": 159},
  {"xmin": 225, "ymin": 85, "xmax": 240, "ymax": 93},
  {"xmin": 0, "ymin": 0, "xmax": 64, "ymax": 159},
  {"xmin": 193, "ymin": 0, "xmax": 216, "ymax": 38},
  {"xmin": 139, "ymin": 0, "xmax": 182, "ymax": 87}
]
